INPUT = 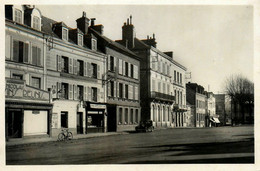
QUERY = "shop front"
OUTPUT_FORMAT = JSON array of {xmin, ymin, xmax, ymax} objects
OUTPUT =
[
  {"xmin": 84, "ymin": 101, "xmax": 107, "ymax": 133},
  {"xmin": 5, "ymin": 79, "xmax": 52, "ymax": 140}
]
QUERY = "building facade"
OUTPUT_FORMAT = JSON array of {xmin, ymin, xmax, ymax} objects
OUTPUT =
[
  {"xmin": 5, "ymin": 5, "xmax": 53, "ymax": 139},
  {"xmin": 186, "ymin": 82, "xmax": 207, "ymax": 127},
  {"xmin": 88, "ymin": 19, "xmax": 141, "ymax": 132},
  {"xmin": 205, "ymin": 92, "xmax": 217, "ymax": 127},
  {"xmin": 116, "ymin": 16, "xmax": 187, "ymax": 128},
  {"xmin": 42, "ymin": 12, "xmax": 107, "ymax": 137},
  {"xmin": 215, "ymin": 94, "xmax": 231, "ymax": 125}
]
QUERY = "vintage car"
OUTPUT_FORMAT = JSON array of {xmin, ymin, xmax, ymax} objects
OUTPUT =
[{"xmin": 135, "ymin": 120, "xmax": 154, "ymax": 132}]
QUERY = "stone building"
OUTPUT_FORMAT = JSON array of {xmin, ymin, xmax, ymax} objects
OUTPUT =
[
  {"xmin": 88, "ymin": 19, "xmax": 141, "ymax": 132},
  {"xmin": 116, "ymin": 16, "xmax": 187, "ymax": 128},
  {"xmin": 5, "ymin": 5, "xmax": 53, "ymax": 139}
]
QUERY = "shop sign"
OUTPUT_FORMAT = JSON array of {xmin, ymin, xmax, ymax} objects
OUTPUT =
[
  {"xmin": 90, "ymin": 104, "xmax": 106, "ymax": 109},
  {"xmin": 5, "ymin": 82, "xmax": 49, "ymax": 101},
  {"xmin": 32, "ymin": 110, "xmax": 40, "ymax": 114}
]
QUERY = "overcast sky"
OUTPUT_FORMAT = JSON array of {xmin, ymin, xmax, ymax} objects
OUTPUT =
[{"xmin": 38, "ymin": 5, "xmax": 253, "ymax": 93}]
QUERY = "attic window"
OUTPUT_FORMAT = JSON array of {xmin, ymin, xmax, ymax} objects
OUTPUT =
[
  {"xmin": 92, "ymin": 39, "xmax": 97, "ymax": 50},
  {"xmin": 78, "ymin": 34, "xmax": 83, "ymax": 46},
  {"xmin": 33, "ymin": 16, "xmax": 40, "ymax": 30},
  {"xmin": 14, "ymin": 9, "xmax": 22, "ymax": 24},
  {"xmin": 62, "ymin": 28, "xmax": 68, "ymax": 41}
]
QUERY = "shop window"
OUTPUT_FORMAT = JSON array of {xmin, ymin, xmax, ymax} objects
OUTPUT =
[
  {"xmin": 61, "ymin": 83, "xmax": 69, "ymax": 99},
  {"xmin": 62, "ymin": 28, "xmax": 68, "ymax": 41},
  {"xmin": 31, "ymin": 77, "xmax": 41, "ymax": 89},
  {"xmin": 61, "ymin": 112, "xmax": 68, "ymax": 128},
  {"xmin": 119, "ymin": 83, "xmax": 123, "ymax": 98},
  {"xmin": 33, "ymin": 16, "xmax": 40, "ymax": 30},
  {"xmin": 13, "ymin": 40, "xmax": 29, "ymax": 63},
  {"xmin": 32, "ymin": 46, "xmax": 42, "ymax": 66},
  {"xmin": 14, "ymin": 9, "xmax": 22, "ymax": 24},
  {"xmin": 61, "ymin": 56, "xmax": 69, "ymax": 73},
  {"xmin": 91, "ymin": 63, "xmax": 97, "ymax": 78},
  {"xmin": 13, "ymin": 74, "xmax": 23, "ymax": 80},
  {"xmin": 77, "ymin": 85, "xmax": 84, "ymax": 101},
  {"xmin": 91, "ymin": 87, "xmax": 97, "ymax": 102}
]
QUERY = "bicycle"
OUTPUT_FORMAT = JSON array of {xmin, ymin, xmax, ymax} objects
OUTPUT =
[{"xmin": 57, "ymin": 128, "xmax": 73, "ymax": 141}]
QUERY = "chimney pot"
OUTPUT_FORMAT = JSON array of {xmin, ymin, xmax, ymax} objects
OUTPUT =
[
  {"xmin": 91, "ymin": 18, "xmax": 96, "ymax": 26},
  {"xmin": 127, "ymin": 18, "xmax": 129, "ymax": 25},
  {"xmin": 153, "ymin": 33, "xmax": 155, "ymax": 39},
  {"xmin": 130, "ymin": 15, "xmax": 132, "ymax": 24}
]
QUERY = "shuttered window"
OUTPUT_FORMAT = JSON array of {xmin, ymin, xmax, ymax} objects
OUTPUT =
[
  {"xmin": 133, "ymin": 65, "xmax": 138, "ymax": 79},
  {"xmin": 33, "ymin": 16, "xmax": 40, "ymax": 30},
  {"xmin": 5, "ymin": 35, "xmax": 11, "ymax": 60},
  {"xmin": 119, "ymin": 59, "xmax": 123, "ymax": 75},
  {"xmin": 135, "ymin": 86, "xmax": 138, "ymax": 100},
  {"xmin": 32, "ymin": 46, "xmax": 41, "ymax": 66},
  {"xmin": 13, "ymin": 40, "xmax": 29, "ymax": 63},
  {"xmin": 129, "ymin": 85, "xmax": 133, "ymax": 99},
  {"xmin": 14, "ymin": 9, "xmax": 22, "ymax": 24}
]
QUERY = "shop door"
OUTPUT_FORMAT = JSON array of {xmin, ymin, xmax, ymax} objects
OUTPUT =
[
  {"xmin": 8, "ymin": 111, "xmax": 22, "ymax": 138},
  {"xmin": 77, "ymin": 112, "xmax": 83, "ymax": 134}
]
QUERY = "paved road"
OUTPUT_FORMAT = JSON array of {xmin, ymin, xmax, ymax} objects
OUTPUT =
[{"xmin": 6, "ymin": 126, "xmax": 254, "ymax": 164}]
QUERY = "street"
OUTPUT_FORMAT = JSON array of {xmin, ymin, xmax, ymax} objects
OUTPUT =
[{"xmin": 6, "ymin": 125, "xmax": 254, "ymax": 164}]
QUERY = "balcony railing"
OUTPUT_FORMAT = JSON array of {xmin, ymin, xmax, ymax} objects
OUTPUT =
[{"xmin": 150, "ymin": 91, "xmax": 175, "ymax": 102}]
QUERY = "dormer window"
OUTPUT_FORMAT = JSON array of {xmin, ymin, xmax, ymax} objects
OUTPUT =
[
  {"xmin": 78, "ymin": 34, "xmax": 83, "ymax": 46},
  {"xmin": 14, "ymin": 9, "xmax": 22, "ymax": 24},
  {"xmin": 33, "ymin": 16, "xmax": 40, "ymax": 30},
  {"xmin": 92, "ymin": 39, "xmax": 97, "ymax": 50},
  {"xmin": 62, "ymin": 28, "xmax": 68, "ymax": 41}
]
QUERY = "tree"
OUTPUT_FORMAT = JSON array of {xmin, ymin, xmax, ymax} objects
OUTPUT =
[{"xmin": 225, "ymin": 74, "xmax": 254, "ymax": 124}]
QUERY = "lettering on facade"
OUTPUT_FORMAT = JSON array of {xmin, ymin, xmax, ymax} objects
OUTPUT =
[{"xmin": 5, "ymin": 83, "xmax": 49, "ymax": 101}]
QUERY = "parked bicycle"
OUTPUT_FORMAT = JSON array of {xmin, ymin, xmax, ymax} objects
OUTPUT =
[{"xmin": 57, "ymin": 128, "xmax": 73, "ymax": 141}]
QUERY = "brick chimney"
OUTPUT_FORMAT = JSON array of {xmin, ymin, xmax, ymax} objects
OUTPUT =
[
  {"xmin": 122, "ymin": 15, "xmax": 135, "ymax": 48},
  {"xmin": 76, "ymin": 11, "xmax": 90, "ymax": 34},
  {"xmin": 90, "ymin": 18, "xmax": 104, "ymax": 35}
]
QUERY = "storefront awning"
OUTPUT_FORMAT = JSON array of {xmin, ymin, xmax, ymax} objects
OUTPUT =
[{"xmin": 213, "ymin": 117, "xmax": 220, "ymax": 123}]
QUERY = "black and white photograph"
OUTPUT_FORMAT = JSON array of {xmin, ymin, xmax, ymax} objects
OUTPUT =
[{"xmin": 1, "ymin": 0, "xmax": 259, "ymax": 170}]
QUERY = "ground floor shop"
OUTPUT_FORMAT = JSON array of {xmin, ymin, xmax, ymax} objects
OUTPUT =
[
  {"xmin": 5, "ymin": 79, "xmax": 52, "ymax": 140},
  {"xmin": 107, "ymin": 104, "xmax": 141, "ymax": 132},
  {"xmin": 150, "ymin": 102, "xmax": 173, "ymax": 128},
  {"xmin": 174, "ymin": 111, "xmax": 187, "ymax": 127}
]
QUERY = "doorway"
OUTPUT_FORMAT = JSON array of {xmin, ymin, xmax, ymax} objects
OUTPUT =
[
  {"xmin": 77, "ymin": 112, "xmax": 83, "ymax": 134},
  {"xmin": 8, "ymin": 111, "xmax": 22, "ymax": 138}
]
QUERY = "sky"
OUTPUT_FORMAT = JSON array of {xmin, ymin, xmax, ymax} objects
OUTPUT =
[{"xmin": 38, "ymin": 5, "xmax": 253, "ymax": 94}]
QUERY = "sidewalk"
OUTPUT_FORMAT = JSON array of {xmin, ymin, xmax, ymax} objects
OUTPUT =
[{"xmin": 6, "ymin": 132, "xmax": 129, "ymax": 147}]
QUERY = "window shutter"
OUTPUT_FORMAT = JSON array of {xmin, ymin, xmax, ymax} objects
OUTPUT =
[
  {"xmin": 69, "ymin": 84, "xmax": 73, "ymax": 100},
  {"xmin": 108, "ymin": 81, "xmax": 111, "ymax": 96},
  {"xmin": 97, "ymin": 64, "xmax": 100, "ymax": 79},
  {"xmin": 97, "ymin": 88, "xmax": 100, "ymax": 102},
  {"xmin": 23, "ymin": 43, "xmax": 29, "ymax": 63},
  {"xmin": 73, "ymin": 59, "xmax": 77, "ymax": 74},
  {"xmin": 117, "ymin": 82, "xmax": 120, "ymax": 97},
  {"xmin": 135, "ymin": 86, "xmax": 138, "ymax": 100},
  {"xmin": 108, "ymin": 55, "xmax": 110, "ymax": 71},
  {"xmin": 118, "ymin": 59, "xmax": 122, "ymax": 74},
  {"xmin": 114, "ymin": 57, "xmax": 117, "ymax": 71},
  {"xmin": 128, "ymin": 64, "xmax": 131, "ymax": 77},
  {"xmin": 87, "ymin": 62, "xmax": 91, "ymax": 77},
  {"xmin": 57, "ymin": 55, "xmax": 61, "ymax": 71},
  {"xmin": 5, "ymin": 35, "xmax": 11, "ymax": 60},
  {"xmin": 84, "ymin": 86, "xmax": 87, "ymax": 101},
  {"xmin": 88, "ymin": 87, "xmax": 91, "ymax": 101},
  {"xmin": 123, "ymin": 61, "xmax": 126, "ymax": 75},
  {"xmin": 74, "ymin": 85, "xmax": 77, "ymax": 100},
  {"xmin": 84, "ymin": 61, "xmax": 87, "ymax": 76},
  {"xmin": 69, "ymin": 58, "xmax": 73, "ymax": 74},
  {"xmin": 129, "ymin": 85, "xmax": 133, "ymax": 99},
  {"xmin": 37, "ymin": 47, "xmax": 41, "ymax": 66},
  {"xmin": 114, "ymin": 81, "xmax": 117, "ymax": 97},
  {"xmin": 13, "ymin": 40, "xmax": 19, "ymax": 62},
  {"xmin": 57, "ymin": 82, "xmax": 61, "ymax": 98},
  {"xmin": 123, "ymin": 83, "xmax": 125, "ymax": 98},
  {"xmin": 158, "ymin": 60, "xmax": 160, "ymax": 73}
]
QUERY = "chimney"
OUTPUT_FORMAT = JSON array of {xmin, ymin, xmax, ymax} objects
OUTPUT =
[
  {"xmin": 76, "ymin": 11, "xmax": 90, "ymax": 34},
  {"xmin": 91, "ymin": 18, "xmax": 96, "ymax": 27},
  {"xmin": 122, "ymin": 15, "xmax": 135, "ymax": 48}
]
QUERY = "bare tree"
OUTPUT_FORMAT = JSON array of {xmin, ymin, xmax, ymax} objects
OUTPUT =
[{"xmin": 225, "ymin": 74, "xmax": 254, "ymax": 124}]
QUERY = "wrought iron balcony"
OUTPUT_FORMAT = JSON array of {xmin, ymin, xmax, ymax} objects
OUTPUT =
[{"xmin": 150, "ymin": 91, "xmax": 175, "ymax": 102}]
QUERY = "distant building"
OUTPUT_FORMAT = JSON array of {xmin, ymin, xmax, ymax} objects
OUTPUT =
[
  {"xmin": 205, "ymin": 92, "xmax": 217, "ymax": 127},
  {"xmin": 186, "ymin": 82, "xmax": 207, "ymax": 127},
  {"xmin": 215, "ymin": 94, "xmax": 231, "ymax": 125},
  {"xmin": 116, "ymin": 16, "xmax": 187, "ymax": 128}
]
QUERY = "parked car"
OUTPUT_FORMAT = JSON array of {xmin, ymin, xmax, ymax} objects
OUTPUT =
[{"xmin": 135, "ymin": 120, "xmax": 154, "ymax": 132}]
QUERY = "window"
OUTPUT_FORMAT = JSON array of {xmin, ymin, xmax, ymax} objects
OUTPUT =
[
  {"xmin": 130, "ymin": 109, "xmax": 134, "ymax": 124},
  {"xmin": 77, "ymin": 85, "xmax": 84, "ymax": 101},
  {"xmin": 130, "ymin": 64, "xmax": 134, "ymax": 78},
  {"xmin": 13, "ymin": 40, "xmax": 29, "ymax": 63},
  {"xmin": 32, "ymin": 46, "xmax": 42, "ymax": 66},
  {"xmin": 62, "ymin": 28, "xmax": 68, "ymax": 41},
  {"xmin": 61, "ymin": 56, "xmax": 69, "ymax": 73},
  {"xmin": 135, "ymin": 109, "xmax": 139, "ymax": 123},
  {"xmin": 125, "ymin": 108, "xmax": 128, "ymax": 124},
  {"xmin": 135, "ymin": 86, "xmax": 138, "ymax": 100},
  {"xmin": 180, "ymin": 92, "xmax": 183, "ymax": 105},
  {"xmin": 92, "ymin": 39, "xmax": 97, "ymax": 50},
  {"xmin": 14, "ymin": 9, "xmax": 22, "ymax": 24},
  {"xmin": 110, "ymin": 56, "xmax": 114, "ymax": 71},
  {"xmin": 31, "ymin": 77, "xmax": 41, "ymax": 89},
  {"xmin": 119, "ymin": 83, "xmax": 123, "ymax": 98},
  {"xmin": 91, "ymin": 63, "xmax": 97, "ymax": 78},
  {"xmin": 13, "ymin": 74, "xmax": 23, "ymax": 80},
  {"xmin": 110, "ymin": 81, "xmax": 114, "ymax": 97},
  {"xmin": 77, "ymin": 60, "xmax": 84, "ymax": 76},
  {"xmin": 125, "ymin": 62, "xmax": 128, "ymax": 76},
  {"xmin": 118, "ymin": 108, "xmax": 123, "ymax": 124},
  {"xmin": 61, "ymin": 83, "xmax": 69, "ymax": 99},
  {"xmin": 133, "ymin": 65, "xmax": 138, "ymax": 79},
  {"xmin": 78, "ymin": 34, "xmax": 83, "ymax": 46},
  {"xmin": 177, "ymin": 72, "xmax": 179, "ymax": 83},
  {"xmin": 180, "ymin": 73, "xmax": 182, "ymax": 84},
  {"xmin": 33, "ymin": 16, "xmax": 40, "ymax": 30},
  {"xmin": 61, "ymin": 112, "xmax": 68, "ymax": 128},
  {"xmin": 125, "ymin": 85, "xmax": 128, "ymax": 99},
  {"xmin": 91, "ymin": 87, "xmax": 97, "ymax": 102},
  {"xmin": 119, "ymin": 59, "xmax": 123, "ymax": 75}
]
